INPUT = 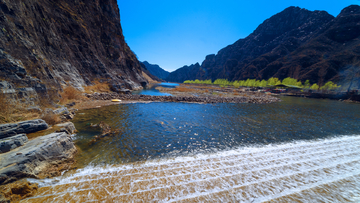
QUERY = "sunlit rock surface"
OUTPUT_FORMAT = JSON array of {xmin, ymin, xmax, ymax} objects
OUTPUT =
[
  {"xmin": 0, "ymin": 0, "xmax": 147, "ymax": 102},
  {"xmin": 0, "ymin": 119, "xmax": 48, "ymax": 139},
  {"xmin": 0, "ymin": 134, "xmax": 28, "ymax": 153},
  {"xmin": 0, "ymin": 132, "xmax": 77, "ymax": 185}
]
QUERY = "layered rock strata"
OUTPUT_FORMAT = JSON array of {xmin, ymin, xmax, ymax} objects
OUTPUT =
[{"xmin": 0, "ymin": 119, "xmax": 48, "ymax": 139}]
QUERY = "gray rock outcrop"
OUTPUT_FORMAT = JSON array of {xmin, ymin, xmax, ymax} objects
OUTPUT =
[
  {"xmin": 55, "ymin": 122, "xmax": 77, "ymax": 134},
  {"xmin": 0, "ymin": 132, "xmax": 77, "ymax": 185},
  {"xmin": 0, "ymin": 134, "xmax": 28, "ymax": 154},
  {"xmin": 0, "ymin": 119, "xmax": 48, "ymax": 139}
]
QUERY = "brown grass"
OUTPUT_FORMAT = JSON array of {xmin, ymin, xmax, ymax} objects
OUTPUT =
[
  {"xmin": 174, "ymin": 87, "xmax": 197, "ymax": 92},
  {"xmin": 0, "ymin": 93, "xmax": 11, "ymax": 123},
  {"xmin": 60, "ymin": 86, "xmax": 86, "ymax": 104},
  {"xmin": 41, "ymin": 111, "xmax": 61, "ymax": 126},
  {"xmin": 0, "ymin": 93, "xmax": 41, "ymax": 124},
  {"xmin": 84, "ymin": 81, "xmax": 111, "ymax": 94}
]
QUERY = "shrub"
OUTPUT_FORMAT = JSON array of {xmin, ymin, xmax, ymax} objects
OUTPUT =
[
  {"xmin": 0, "ymin": 93, "xmax": 11, "ymax": 123},
  {"xmin": 310, "ymin": 83, "xmax": 319, "ymax": 90},
  {"xmin": 84, "ymin": 81, "xmax": 111, "ymax": 93},
  {"xmin": 41, "ymin": 111, "xmax": 61, "ymax": 126},
  {"xmin": 60, "ymin": 86, "xmax": 85, "ymax": 104},
  {"xmin": 0, "ymin": 93, "xmax": 41, "ymax": 124}
]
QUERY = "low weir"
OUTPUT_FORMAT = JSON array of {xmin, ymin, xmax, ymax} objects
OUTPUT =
[{"xmin": 23, "ymin": 135, "xmax": 360, "ymax": 202}]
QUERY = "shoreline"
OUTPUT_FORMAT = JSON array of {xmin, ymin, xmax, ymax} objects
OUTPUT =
[
  {"xmin": 84, "ymin": 86, "xmax": 281, "ymax": 105},
  {"xmin": 0, "ymin": 84, "xmax": 278, "ymax": 202}
]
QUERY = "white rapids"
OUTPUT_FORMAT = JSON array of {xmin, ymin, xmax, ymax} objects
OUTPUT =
[{"xmin": 23, "ymin": 135, "xmax": 360, "ymax": 202}]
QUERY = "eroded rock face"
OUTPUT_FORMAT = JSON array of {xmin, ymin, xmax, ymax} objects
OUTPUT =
[
  {"xmin": 0, "ymin": 132, "xmax": 77, "ymax": 185},
  {"xmin": 0, "ymin": 0, "xmax": 147, "ymax": 102},
  {"xmin": 0, "ymin": 119, "xmax": 48, "ymax": 139}
]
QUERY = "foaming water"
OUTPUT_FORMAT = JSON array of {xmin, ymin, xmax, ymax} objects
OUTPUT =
[{"xmin": 24, "ymin": 135, "xmax": 360, "ymax": 202}]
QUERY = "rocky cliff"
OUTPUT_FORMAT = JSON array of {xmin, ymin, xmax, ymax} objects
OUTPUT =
[
  {"xmin": 167, "ymin": 5, "xmax": 360, "ymax": 86},
  {"xmin": 255, "ymin": 5, "xmax": 360, "ymax": 86},
  {"xmin": 0, "ymin": 0, "xmax": 147, "ymax": 104}
]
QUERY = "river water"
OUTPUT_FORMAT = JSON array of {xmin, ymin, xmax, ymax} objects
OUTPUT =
[
  {"xmin": 132, "ymin": 82, "xmax": 179, "ymax": 96},
  {"xmin": 23, "ymin": 97, "xmax": 360, "ymax": 202}
]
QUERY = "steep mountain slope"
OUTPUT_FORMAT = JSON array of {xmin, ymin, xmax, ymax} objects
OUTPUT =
[
  {"xmin": 0, "ymin": 0, "xmax": 147, "ymax": 103},
  {"xmin": 167, "ymin": 5, "xmax": 360, "ymax": 86},
  {"xmin": 142, "ymin": 61, "xmax": 169, "ymax": 80},
  {"xmin": 166, "ymin": 63, "xmax": 200, "ymax": 83},
  {"xmin": 140, "ymin": 62, "xmax": 162, "ymax": 82},
  {"xmin": 255, "ymin": 5, "xmax": 360, "ymax": 85}
]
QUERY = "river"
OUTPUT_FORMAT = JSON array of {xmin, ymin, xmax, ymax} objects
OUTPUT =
[{"xmin": 23, "ymin": 96, "xmax": 360, "ymax": 202}]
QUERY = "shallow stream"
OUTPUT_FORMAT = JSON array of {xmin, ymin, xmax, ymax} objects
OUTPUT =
[{"xmin": 24, "ymin": 97, "xmax": 360, "ymax": 202}]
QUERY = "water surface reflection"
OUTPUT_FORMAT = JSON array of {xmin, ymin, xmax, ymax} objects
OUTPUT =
[{"xmin": 72, "ymin": 97, "xmax": 360, "ymax": 167}]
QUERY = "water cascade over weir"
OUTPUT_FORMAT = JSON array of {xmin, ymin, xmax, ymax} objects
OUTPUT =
[{"xmin": 23, "ymin": 135, "xmax": 360, "ymax": 202}]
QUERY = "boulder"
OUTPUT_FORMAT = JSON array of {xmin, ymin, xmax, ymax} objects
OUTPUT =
[
  {"xmin": 53, "ymin": 107, "xmax": 70, "ymax": 115},
  {"xmin": 65, "ymin": 102, "xmax": 76, "ymax": 107},
  {"xmin": 0, "ymin": 119, "xmax": 48, "ymax": 139},
  {"xmin": 0, "ymin": 134, "xmax": 28, "ymax": 154},
  {"xmin": 52, "ymin": 107, "xmax": 76, "ymax": 120},
  {"xmin": 0, "ymin": 132, "xmax": 77, "ymax": 185},
  {"xmin": 55, "ymin": 122, "xmax": 77, "ymax": 134}
]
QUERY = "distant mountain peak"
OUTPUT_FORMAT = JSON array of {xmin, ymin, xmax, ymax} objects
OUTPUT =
[
  {"xmin": 141, "ymin": 61, "xmax": 169, "ymax": 80},
  {"xmin": 339, "ymin": 5, "xmax": 360, "ymax": 16},
  {"xmin": 167, "ymin": 5, "xmax": 360, "ymax": 86}
]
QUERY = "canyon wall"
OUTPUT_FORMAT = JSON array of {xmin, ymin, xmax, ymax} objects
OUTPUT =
[{"xmin": 0, "ymin": 0, "xmax": 148, "ymax": 104}]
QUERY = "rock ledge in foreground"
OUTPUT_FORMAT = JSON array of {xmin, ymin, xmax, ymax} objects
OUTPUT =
[
  {"xmin": 0, "ymin": 119, "xmax": 48, "ymax": 139},
  {"xmin": 0, "ymin": 134, "xmax": 28, "ymax": 154},
  {"xmin": 0, "ymin": 132, "xmax": 77, "ymax": 185}
]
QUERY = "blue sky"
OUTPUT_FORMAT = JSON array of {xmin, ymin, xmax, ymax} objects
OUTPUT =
[{"xmin": 118, "ymin": 0, "xmax": 359, "ymax": 72}]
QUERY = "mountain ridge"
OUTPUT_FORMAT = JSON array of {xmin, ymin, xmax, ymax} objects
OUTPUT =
[
  {"xmin": 141, "ymin": 61, "xmax": 169, "ymax": 80},
  {"xmin": 166, "ymin": 5, "xmax": 360, "ymax": 87}
]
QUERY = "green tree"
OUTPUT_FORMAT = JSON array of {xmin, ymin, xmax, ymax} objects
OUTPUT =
[
  {"xmin": 260, "ymin": 80, "xmax": 268, "ymax": 87},
  {"xmin": 320, "ymin": 81, "xmax": 341, "ymax": 91},
  {"xmin": 310, "ymin": 83, "xmax": 319, "ymax": 90},
  {"xmin": 282, "ymin": 77, "xmax": 297, "ymax": 86},
  {"xmin": 268, "ymin": 77, "xmax": 280, "ymax": 86}
]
